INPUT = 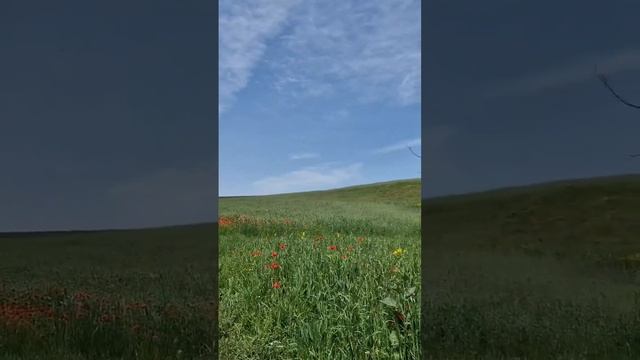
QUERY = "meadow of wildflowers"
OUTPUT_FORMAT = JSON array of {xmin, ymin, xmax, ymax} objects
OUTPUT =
[
  {"xmin": 0, "ymin": 226, "xmax": 216, "ymax": 359},
  {"xmin": 218, "ymin": 179, "xmax": 421, "ymax": 359},
  {"xmin": 0, "ymin": 179, "xmax": 419, "ymax": 359}
]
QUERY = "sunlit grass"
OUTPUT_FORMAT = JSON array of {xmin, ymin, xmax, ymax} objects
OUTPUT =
[{"xmin": 219, "ymin": 179, "xmax": 421, "ymax": 359}]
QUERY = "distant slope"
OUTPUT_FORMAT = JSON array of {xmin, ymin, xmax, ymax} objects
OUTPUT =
[
  {"xmin": 221, "ymin": 178, "xmax": 421, "ymax": 207},
  {"xmin": 10, "ymin": 174, "xmax": 639, "ymax": 250},
  {"xmin": 219, "ymin": 178, "xmax": 421, "ymax": 236},
  {"xmin": 0, "ymin": 223, "xmax": 215, "ymax": 241},
  {"xmin": 424, "ymin": 174, "xmax": 640, "ymax": 263},
  {"xmin": 1, "ymin": 179, "xmax": 420, "ymax": 237}
]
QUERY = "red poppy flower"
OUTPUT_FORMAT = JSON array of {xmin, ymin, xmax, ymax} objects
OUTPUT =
[
  {"xmin": 356, "ymin": 236, "xmax": 365, "ymax": 244},
  {"xmin": 266, "ymin": 262, "xmax": 281, "ymax": 270},
  {"xmin": 99, "ymin": 314, "xmax": 114, "ymax": 323},
  {"xmin": 341, "ymin": 255, "xmax": 348, "ymax": 260},
  {"xmin": 72, "ymin": 291, "xmax": 91, "ymax": 302},
  {"xmin": 272, "ymin": 281, "xmax": 282, "ymax": 289},
  {"xmin": 219, "ymin": 216, "xmax": 234, "ymax": 228},
  {"xmin": 327, "ymin": 245, "xmax": 337, "ymax": 251},
  {"xmin": 279, "ymin": 243, "xmax": 287, "ymax": 250},
  {"xmin": 271, "ymin": 251, "xmax": 278, "ymax": 258},
  {"xmin": 394, "ymin": 310, "xmax": 407, "ymax": 330}
]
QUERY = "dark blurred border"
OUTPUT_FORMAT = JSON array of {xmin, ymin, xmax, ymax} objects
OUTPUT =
[
  {"xmin": 420, "ymin": 1, "xmax": 427, "ymax": 358},
  {"xmin": 213, "ymin": 0, "xmax": 219, "ymax": 358}
]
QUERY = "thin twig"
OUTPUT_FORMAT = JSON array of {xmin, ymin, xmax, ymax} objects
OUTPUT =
[
  {"xmin": 595, "ymin": 65, "xmax": 640, "ymax": 109},
  {"xmin": 407, "ymin": 146, "xmax": 421, "ymax": 158},
  {"xmin": 595, "ymin": 65, "xmax": 640, "ymax": 158}
]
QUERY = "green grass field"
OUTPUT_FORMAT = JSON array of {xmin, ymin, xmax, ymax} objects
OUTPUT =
[
  {"xmin": 0, "ymin": 225, "xmax": 216, "ymax": 359},
  {"xmin": 218, "ymin": 179, "xmax": 421, "ymax": 360},
  {"xmin": 424, "ymin": 174, "xmax": 640, "ymax": 359},
  {"xmin": 1, "ymin": 179, "xmax": 420, "ymax": 359},
  {"xmin": 8, "ymin": 174, "xmax": 635, "ymax": 359}
]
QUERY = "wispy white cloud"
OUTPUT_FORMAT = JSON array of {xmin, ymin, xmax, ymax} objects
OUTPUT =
[
  {"xmin": 270, "ymin": 0, "xmax": 421, "ymax": 106},
  {"xmin": 219, "ymin": 0, "xmax": 300, "ymax": 113},
  {"xmin": 372, "ymin": 138, "xmax": 421, "ymax": 155},
  {"xmin": 252, "ymin": 162, "xmax": 363, "ymax": 195},
  {"xmin": 289, "ymin": 152, "xmax": 320, "ymax": 160},
  {"xmin": 488, "ymin": 48, "xmax": 640, "ymax": 97}
]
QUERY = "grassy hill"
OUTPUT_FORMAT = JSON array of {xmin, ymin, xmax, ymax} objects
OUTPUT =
[
  {"xmin": 0, "ymin": 223, "xmax": 216, "ymax": 359},
  {"xmin": 221, "ymin": 178, "xmax": 420, "ymax": 206},
  {"xmin": 218, "ymin": 178, "xmax": 421, "ymax": 359},
  {"xmin": 425, "ymin": 174, "xmax": 640, "ymax": 264},
  {"xmin": 423, "ymin": 174, "xmax": 640, "ymax": 359},
  {"xmin": 6, "ymin": 174, "xmax": 640, "ymax": 358},
  {"xmin": 1, "ymin": 178, "xmax": 421, "ymax": 360}
]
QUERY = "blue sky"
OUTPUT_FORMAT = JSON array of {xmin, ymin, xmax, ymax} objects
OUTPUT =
[
  {"xmin": 0, "ymin": 1, "xmax": 216, "ymax": 231},
  {"xmin": 423, "ymin": 1, "xmax": 640, "ymax": 198},
  {"xmin": 219, "ymin": 0, "xmax": 421, "ymax": 196},
  {"xmin": 6, "ymin": 0, "xmax": 639, "ymax": 231}
]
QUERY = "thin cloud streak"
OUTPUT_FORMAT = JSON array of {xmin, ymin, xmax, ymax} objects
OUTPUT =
[
  {"xmin": 219, "ymin": 0, "xmax": 300, "ymax": 113},
  {"xmin": 372, "ymin": 138, "xmax": 421, "ymax": 155},
  {"xmin": 252, "ymin": 162, "xmax": 363, "ymax": 195},
  {"xmin": 289, "ymin": 152, "xmax": 321, "ymax": 160},
  {"xmin": 271, "ymin": 0, "xmax": 421, "ymax": 106}
]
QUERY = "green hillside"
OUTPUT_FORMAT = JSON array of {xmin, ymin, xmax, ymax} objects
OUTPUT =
[
  {"xmin": 424, "ymin": 174, "xmax": 640, "ymax": 359},
  {"xmin": 221, "ymin": 178, "xmax": 420, "ymax": 206},
  {"xmin": 218, "ymin": 178, "xmax": 421, "ymax": 359},
  {"xmin": 425, "ymin": 174, "xmax": 640, "ymax": 264},
  {"xmin": 1, "ymin": 178, "xmax": 422, "ymax": 359},
  {"xmin": 0, "ymin": 224, "xmax": 216, "ymax": 359},
  {"xmin": 6, "ymin": 174, "xmax": 640, "ymax": 358}
]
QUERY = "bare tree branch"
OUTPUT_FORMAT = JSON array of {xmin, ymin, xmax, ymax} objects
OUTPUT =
[
  {"xmin": 595, "ymin": 65, "xmax": 640, "ymax": 159},
  {"xmin": 595, "ymin": 65, "xmax": 640, "ymax": 109},
  {"xmin": 407, "ymin": 146, "xmax": 421, "ymax": 158}
]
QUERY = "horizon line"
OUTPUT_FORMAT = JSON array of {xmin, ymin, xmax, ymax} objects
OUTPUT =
[
  {"xmin": 5, "ymin": 173, "xmax": 640, "ymax": 234},
  {"xmin": 220, "ymin": 177, "xmax": 421, "ymax": 198}
]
